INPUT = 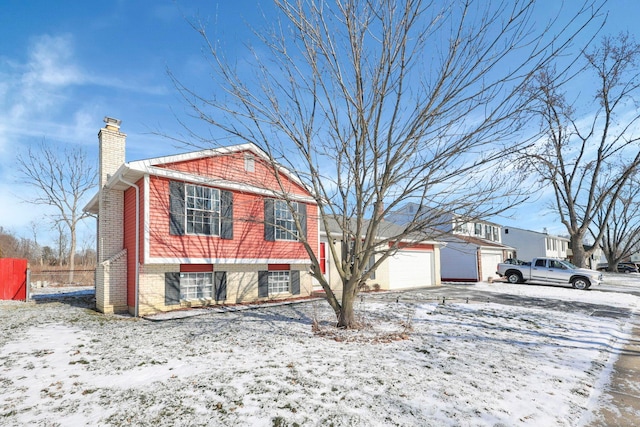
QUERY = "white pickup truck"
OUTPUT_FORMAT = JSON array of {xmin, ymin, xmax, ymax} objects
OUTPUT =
[{"xmin": 496, "ymin": 258, "xmax": 602, "ymax": 290}]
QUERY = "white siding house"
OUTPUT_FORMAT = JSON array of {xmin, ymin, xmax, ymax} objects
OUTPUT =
[{"xmin": 501, "ymin": 226, "xmax": 569, "ymax": 261}]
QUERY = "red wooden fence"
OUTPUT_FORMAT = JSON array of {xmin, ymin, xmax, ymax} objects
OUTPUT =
[{"xmin": 0, "ymin": 258, "xmax": 28, "ymax": 301}]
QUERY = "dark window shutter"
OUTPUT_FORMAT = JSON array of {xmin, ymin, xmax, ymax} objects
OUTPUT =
[
  {"xmin": 214, "ymin": 271, "xmax": 227, "ymax": 302},
  {"xmin": 258, "ymin": 271, "xmax": 269, "ymax": 297},
  {"xmin": 264, "ymin": 199, "xmax": 275, "ymax": 241},
  {"xmin": 291, "ymin": 270, "xmax": 300, "ymax": 295},
  {"xmin": 368, "ymin": 255, "xmax": 376, "ymax": 280},
  {"xmin": 169, "ymin": 181, "xmax": 185, "ymax": 235},
  {"xmin": 220, "ymin": 190, "xmax": 233, "ymax": 239},
  {"xmin": 165, "ymin": 272, "xmax": 181, "ymax": 305},
  {"xmin": 297, "ymin": 203, "xmax": 307, "ymax": 241}
]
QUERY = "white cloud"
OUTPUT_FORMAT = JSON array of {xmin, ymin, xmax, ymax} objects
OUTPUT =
[{"xmin": 23, "ymin": 34, "xmax": 85, "ymax": 87}]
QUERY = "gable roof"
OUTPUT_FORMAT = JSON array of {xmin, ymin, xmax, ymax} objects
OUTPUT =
[
  {"xmin": 502, "ymin": 225, "xmax": 570, "ymax": 241},
  {"xmin": 84, "ymin": 142, "xmax": 315, "ymax": 214},
  {"xmin": 320, "ymin": 216, "xmax": 439, "ymax": 245},
  {"xmin": 439, "ymin": 233, "xmax": 514, "ymax": 250},
  {"xmin": 388, "ymin": 202, "xmax": 503, "ymax": 228}
]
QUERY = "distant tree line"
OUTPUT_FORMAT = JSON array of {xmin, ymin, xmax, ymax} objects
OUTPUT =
[{"xmin": 0, "ymin": 226, "xmax": 96, "ymax": 268}]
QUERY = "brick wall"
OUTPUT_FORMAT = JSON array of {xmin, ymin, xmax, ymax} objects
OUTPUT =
[
  {"xmin": 96, "ymin": 121, "xmax": 128, "ymax": 313},
  {"xmin": 136, "ymin": 263, "xmax": 313, "ymax": 316}
]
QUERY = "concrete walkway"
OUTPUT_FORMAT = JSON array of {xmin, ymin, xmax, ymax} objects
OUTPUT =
[{"xmin": 587, "ymin": 321, "xmax": 640, "ymax": 426}]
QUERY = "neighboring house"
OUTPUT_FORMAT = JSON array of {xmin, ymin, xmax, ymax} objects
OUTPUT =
[
  {"xmin": 501, "ymin": 226, "xmax": 570, "ymax": 261},
  {"xmin": 84, "ymin": 118, "xmax": 318, "ymax": 316},
  {"xmin": 317, "ymin": 218, "xmax": 442, "ymax": 293},
  {"xmin": 388, "ymin": 203, "xmax": 513, "ymax": 282}
]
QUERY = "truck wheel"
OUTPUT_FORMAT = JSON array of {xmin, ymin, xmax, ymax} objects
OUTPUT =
[
  {"xmin": 571, "ymin": 277, "xmax": 590, "ymax": 290},
  {"xmin": 507, "ymin": 272, "xmax": 522, "ymax": 284}
]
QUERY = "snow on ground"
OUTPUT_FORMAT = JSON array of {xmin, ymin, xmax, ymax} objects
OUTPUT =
[{"xmin": 1, "ymin": 274, "xmax": 639, "ymax": 426}]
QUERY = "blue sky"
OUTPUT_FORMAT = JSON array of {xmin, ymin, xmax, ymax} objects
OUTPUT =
[{"xmin": 0, "ymin": 0, "xmax": 638, "ymax": 247}]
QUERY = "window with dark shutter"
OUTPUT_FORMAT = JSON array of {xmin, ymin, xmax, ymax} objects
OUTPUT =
[
  {"xmin": 165, "ymin": 272, "xmax": 181, "ymax": 305},
  {"xmin": 214, "ymin": 271, "xmax": 227, "ymax": 301},
  {"xmin": 264, "ymin": 199, "xmax": 275, "ymax": 241},
  {"xmin": 367, "ymin": 255, "xmax": 376, "ymax": 280},
  {"xmin": 297, "ymin": 203, "xmax": 307, "ymax": 240},
  {"xmin": 220, "ymin": 190, "xmax": 233, "ymax": 239},
  {"xmin": 170, "ymin": 181, "xmax": 230, "ymax": 237},
  {"xmin": 291, "ymin": 270, "xmax": 300, "ymax": 295},
  {"xmin": 169, "ymin": 182, "xmax": 185, "ymax": 235},
  {"xmin": 258, "ymin": 271, "xmax": 269, "ymax": 297}
]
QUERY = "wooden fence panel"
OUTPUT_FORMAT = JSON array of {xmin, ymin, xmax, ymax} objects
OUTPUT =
[{"xmin": 0, "ymin": 258, "xmax": 28, "ymax": 301}]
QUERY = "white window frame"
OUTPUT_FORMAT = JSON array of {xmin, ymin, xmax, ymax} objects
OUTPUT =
[
  {"xmin": 268, "ymin": 271, "xmax": 290, "ymax": 294},
  {"xmin": 185, "ymin": 184, "xmax": 220, "ymax": 236},
  {"xmin": 474, "ymin": 223, "xmax": 482, "ymax": 236},
  {"xmin": 274, "ymin": 200, "xmax": 299, "ymax": 241},
  {"xmin": 180, "ymin": 272, "xmax": 213, "ymax": 300}
]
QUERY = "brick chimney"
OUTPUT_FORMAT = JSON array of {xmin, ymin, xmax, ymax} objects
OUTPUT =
[
  {"xmin": 98, "ymin": 116, "xmax": 125, "ymax": 188},
  {"xmin": 96, "ymin": 117, "xmax": 128, "ymax": 314}
]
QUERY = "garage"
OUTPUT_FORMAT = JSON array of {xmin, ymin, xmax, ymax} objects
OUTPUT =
[
  {"xmin": 388, "ymin": 249, "xmax": 434, "ymax": 289},
  {"xmin": 480, "ymin": 250, "xmax": 504, "ymax": 281}
]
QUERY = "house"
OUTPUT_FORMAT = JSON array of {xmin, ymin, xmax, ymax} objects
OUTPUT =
[
  {"xmin": 501, "ymin": 226, "xmax": 570, "ymax": 260},
  {"xmin": 317, "ymin": 218, "xmax": 442, "ymax": 293},
  {"xmin": 388, "ymin": 203, "xmax": 514, "ymax": 282},
  {"xmin": 84, "ymin": 117, "xmax": 318, "ymax": 316}
]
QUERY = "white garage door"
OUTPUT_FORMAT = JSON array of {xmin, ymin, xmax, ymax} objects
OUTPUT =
[
  {"xmin": 480, "ymin": 251, "xmax": 503, "ymax": 281},
  {"xmin": 388, "ymin": 250, "xmax": 433, "ymax": 289}
]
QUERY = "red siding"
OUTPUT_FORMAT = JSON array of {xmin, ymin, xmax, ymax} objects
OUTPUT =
[
  {"xmin": 124, "ymin": 178, "xmax": 144, "ymax": 308},
  {"xmin": 147, "ymin": 176, "xmax": 319, "ymax": 262},
  {"xmin": 157, "ymin": 150, "xmax": 310, "ymax": 197},
  {"xmin": 180, "ymin": 264, "xmax": 214, "ymax": 272}
]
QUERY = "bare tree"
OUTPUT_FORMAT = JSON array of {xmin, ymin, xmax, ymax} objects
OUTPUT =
[
  {"xmin": 17, "ymin": 142, "xmax": 96, "ymax": 283},
  {"xmin": 590, "ymin": 176, "xmax": 640, "ymax": 271},
  {"xmin": 173, "ymin": 0, "xmax": 601, "ymax": 327},
  {"xmin": 522, "ymin": 33, "xmax": 640, "ymax": 267}
]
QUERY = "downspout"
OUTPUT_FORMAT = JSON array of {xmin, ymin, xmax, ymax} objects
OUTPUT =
[{"xmin": 118, "ymin": 177, "xmax": 140, "ymax": 317}]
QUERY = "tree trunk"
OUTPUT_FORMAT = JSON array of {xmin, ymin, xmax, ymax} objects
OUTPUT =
[
  {"xmin": 571, "ymin": 235, "xmax": 586, "ymax": 268},
  {"xmin": 337, "ymin": 282, "xmax": 358, "ymax": 329},
  {"xmin": 68, "ymin": 226, "xmax": 76, "ymax": 284}
]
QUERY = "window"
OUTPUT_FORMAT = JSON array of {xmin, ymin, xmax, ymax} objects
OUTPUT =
[
  {"xmin": 535, "ymin": 259, "xmax": 546, "ymax": 267},
  {"xmin": 552, "ymin": 239, "xmax": 557, "ymax": 251},
  {"xmin": 169, "ymin": 182, "xmax": 233, "ymax": 239},
  {"xmin": 549, "ymin": 260, "xmax": 565, "ymax": 269},
  {"xmin": 275, "ymin": 200, "xmax": 298, "ymax": 240},
  {"xmin": 268, "ymin": 271, "xmax": 290, "ymax": 294},
  {"xmin": 180, "ymin": 272, "xmax": 213, "ymax": 300},
  {"xmin": 185, "ymin": 184, "xmax": 220, "ymax": 235},
  {"xmin": 546, "ymin": 238, "xmax": 551, "ymax": 250},
  {"xmin": 258, "ymin": 269, "xmax": 300, "ymax": 297},
  {"xmin": 475, "ymin": 223, "xmax": 482, "ymax": 235},
  {"xmin": 264, "ymin": 199, "xmax": 306, "ymax": 242}
]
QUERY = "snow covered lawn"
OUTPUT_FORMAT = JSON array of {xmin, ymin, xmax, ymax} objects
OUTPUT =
[{"xmin": 1, "ymin": 278, "xmax": 638, "ymax": 426}]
